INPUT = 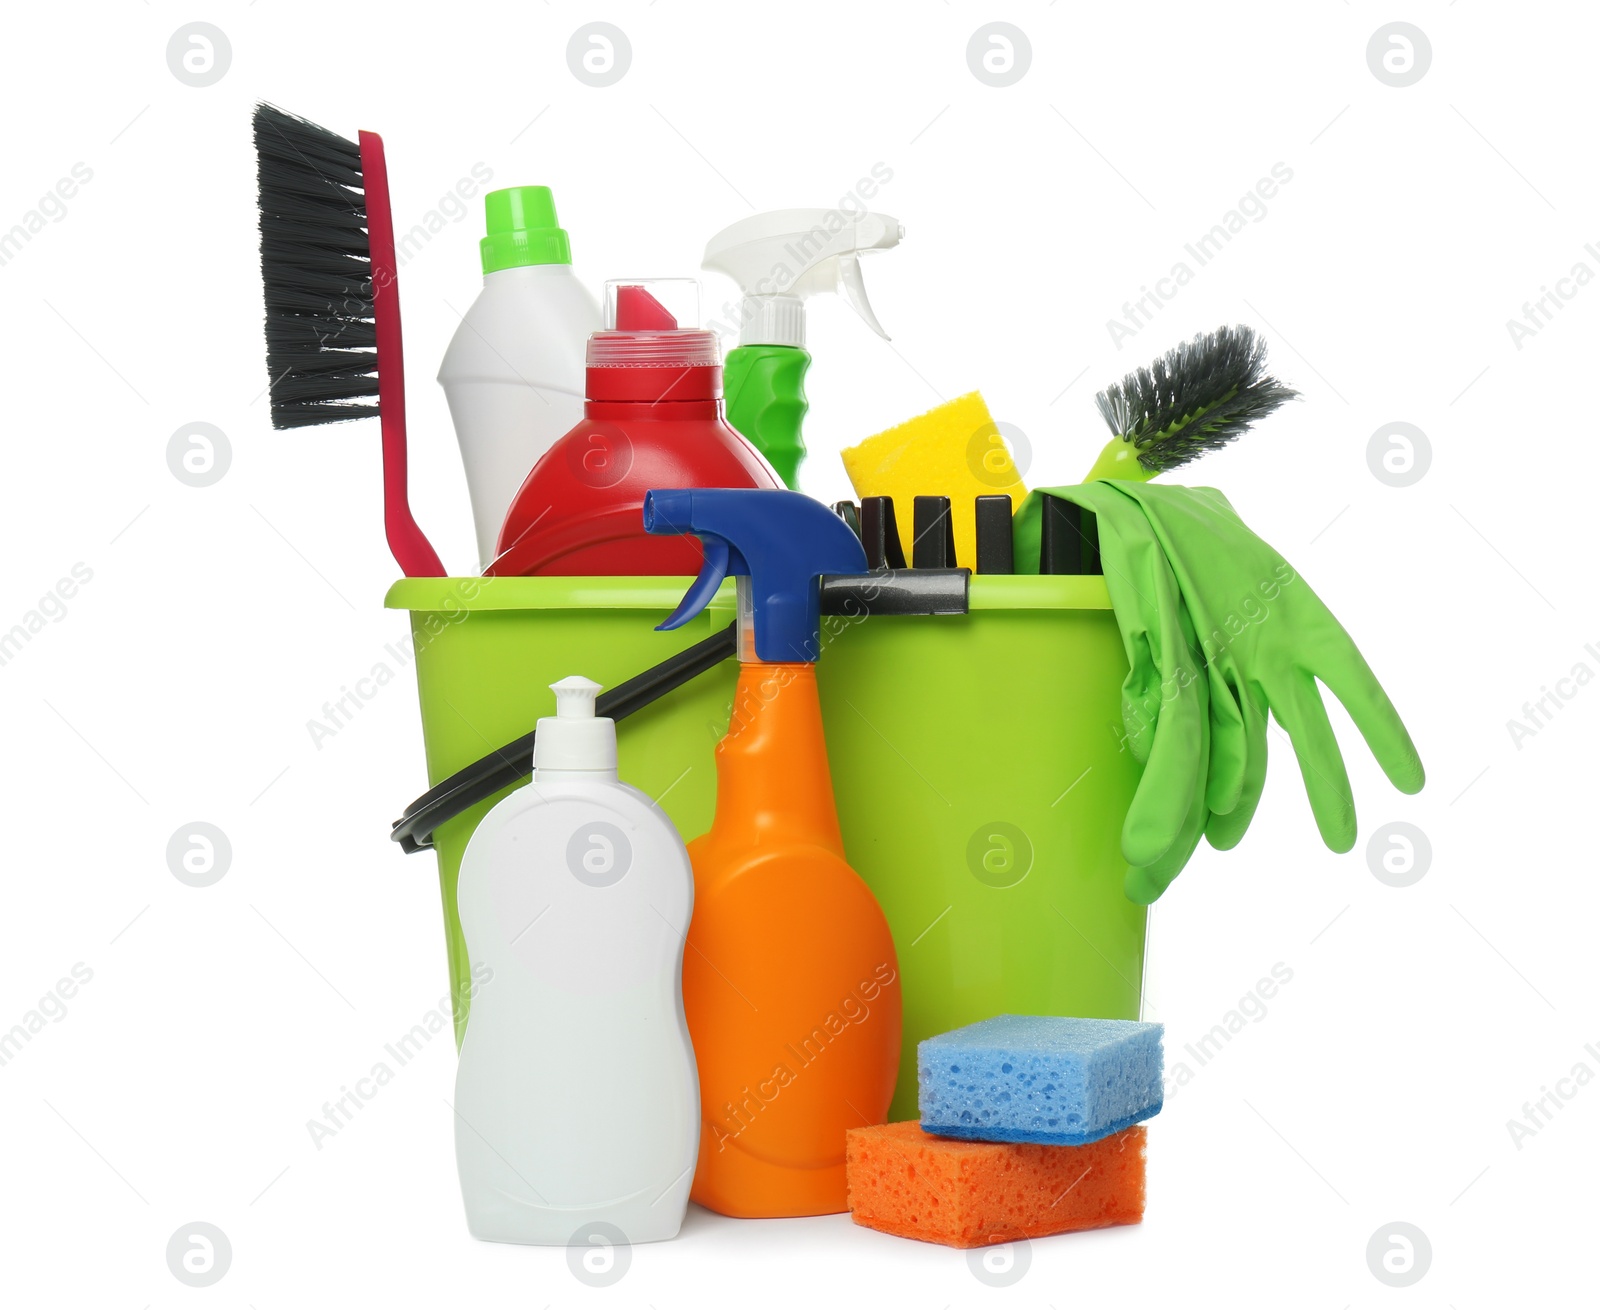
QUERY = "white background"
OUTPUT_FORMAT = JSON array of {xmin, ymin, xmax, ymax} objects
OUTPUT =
[{"xmin": 1, "ymin": 2, "xmax": 1595, "ymax": 1305}]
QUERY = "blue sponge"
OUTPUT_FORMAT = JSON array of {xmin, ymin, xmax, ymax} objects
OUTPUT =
[{"xmin": 918, "ymin": 1015, "xmax": 1163, "ymax": 1146}]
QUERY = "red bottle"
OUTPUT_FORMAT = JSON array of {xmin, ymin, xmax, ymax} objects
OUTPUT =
[{"xmin": 489, "ymin": 284, "xmax": 781, "ymax": 576}]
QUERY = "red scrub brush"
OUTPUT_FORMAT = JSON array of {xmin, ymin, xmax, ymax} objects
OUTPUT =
[{"xmin": 253, "ymin": 103, "xmax": 444, "ymax": 577}]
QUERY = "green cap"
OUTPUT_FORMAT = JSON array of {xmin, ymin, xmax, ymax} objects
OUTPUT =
[{"xmin": 480, "ymin": 186, "xmax": 572, "ymax": 273}]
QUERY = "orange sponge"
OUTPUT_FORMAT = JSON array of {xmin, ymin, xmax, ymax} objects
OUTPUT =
[{"xmin": 845, "ymin": 1121, "xmax": 1145, "ymax": 1248}]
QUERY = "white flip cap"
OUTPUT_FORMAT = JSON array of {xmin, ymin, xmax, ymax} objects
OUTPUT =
[{"xmin": 534, "ymin": 676, "xmax": 617, "ymax": 774}]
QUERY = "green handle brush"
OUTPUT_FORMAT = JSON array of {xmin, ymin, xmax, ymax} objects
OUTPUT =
[
  {"xmin": 1083, "ymin": 324, "xmax": 1297, "ymax": 482},
  {"xmin": 1014, "ymin": 325, "xmax": 1296, "ymax": 571}
]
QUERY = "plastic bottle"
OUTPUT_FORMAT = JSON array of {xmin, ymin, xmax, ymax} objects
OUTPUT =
[
  {"xmin": 452, "ymin": 675, "xmax": 699, "ymax": 1245},
  {"xmin": 438, "ymin": 187, "xmax": 601, "ymax": 570},
  {"xmin": 490, "ymin": 281, "xmax": 781, "ymax": 576},
  {"xmin": 703, "ymin": 209, "xmax": 903, "ymax": 488},
  {"xmin": 642, "ymin": 488, "xmax": 902, "ymax": 1217}
]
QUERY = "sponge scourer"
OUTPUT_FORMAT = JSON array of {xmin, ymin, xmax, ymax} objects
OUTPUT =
[
  {"xmin": 840, "ymin": 392, "xmax": 1026, "ymax": 568},
  {"xmin": 919, "ymin": 1015, "xmax": 1163, "ymax": 1146},
  {"xmin": 846, "ymin": 1121, "xmax": 1146, "ymax": 1248}
]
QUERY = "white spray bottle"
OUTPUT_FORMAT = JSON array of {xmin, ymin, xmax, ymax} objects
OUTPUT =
[
  {"xmin": 438, "ymin": 187, "xmax": 601, "ymax": 570},
  {"xmin": 703, "ymin": 208, "xmax": 903, "ymax": 488},
  {"xmin": 452, "ymin": 676, "xmax": 699, "ymax": 1246}
]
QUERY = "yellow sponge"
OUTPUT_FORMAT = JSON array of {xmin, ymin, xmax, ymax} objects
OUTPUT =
[{"xmin": 840, "ymin": 392, "xmax": 1027, "ymax": 567}]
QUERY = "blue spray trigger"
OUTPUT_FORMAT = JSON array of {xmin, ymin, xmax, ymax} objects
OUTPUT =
[
  {"xmin": 643, "ymin": 489, "xmax": 868, "ymax": 662},
  {"xmin": 655, "ymin": 535, "xmax": 748, "ymax": 632}
]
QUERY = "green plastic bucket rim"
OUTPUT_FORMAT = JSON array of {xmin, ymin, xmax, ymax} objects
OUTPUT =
[{"xmin": 383, "ymin": 574, "xmax": 1112, "ymax": 613}]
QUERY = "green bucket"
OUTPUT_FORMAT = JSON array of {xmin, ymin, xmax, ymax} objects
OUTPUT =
[{"xmin": 386, "ymin": 574, "xmax": 1146, "ymax": 1122}]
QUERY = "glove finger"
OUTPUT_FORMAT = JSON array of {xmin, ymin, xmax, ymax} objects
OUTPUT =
[
  {"xmin": 1119, "ymin": 618, "xmax": 1208, "ymax": 868},
  {"xmin": 1113, "ymin": 521, "xmax": 1209, "ymax": 870},
  {"xmin": 1119, "ymin": 630, "xmax": 1162, "ymax": 764},
  {"xmin": 1126, "ymin": 694, "xmax": 1212, "ymax": 903},
  {"xmin": 1125, "ymin": 795, "xmax": 1206, "ymax": 902},
  {"xmin": 1088, "ymin": 491, "xmax": 1167, "ymax": 765},
  {"xmin": 1121, "ymin": 618, "xmax": 1208, "ymax": 868},
  {"xmin": 1270, "ymin": 672, "xmax": 1358, "ymax": 853},
  {"xmin": 1316, "ymin": 642, "xmax": 1426, "ymax": 795},
  {"xmin": 1120, "ymin": 693, "xmax": 1204, "ymax": 867},
  {"xmin": 1204, "ymin": 663, "xmax": 1247, "ymax": 816},
  {"xmin": 1206, "ymin": 682, "xmax": 1269, "ymax": 851}
]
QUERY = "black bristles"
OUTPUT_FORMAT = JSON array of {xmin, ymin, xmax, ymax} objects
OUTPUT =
[
  {"xmin": 254, "ymin": 103, "xmax": 380, "ymax": 428},
  {"xmin": 1094, "ymin": 325, "xmax": 1298, "ymax": 473}
]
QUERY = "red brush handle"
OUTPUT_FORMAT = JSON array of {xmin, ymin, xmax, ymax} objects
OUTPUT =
[{"xmin": 358, "ymin": 131, "xmax": 446, "ymax": 578}]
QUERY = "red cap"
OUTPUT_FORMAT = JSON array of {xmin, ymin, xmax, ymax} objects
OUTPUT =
[{"xmin": 586, "ymin": 283, "xmax": 721, "ymax": 402}]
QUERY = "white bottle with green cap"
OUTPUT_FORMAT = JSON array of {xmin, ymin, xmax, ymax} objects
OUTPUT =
[{"xmin": 439, "ymin": 186, "xmax": 601, "ymax": 570}]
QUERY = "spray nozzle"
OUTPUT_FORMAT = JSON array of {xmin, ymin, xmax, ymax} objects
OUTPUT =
[
  {"xmin": 703, "ymin": 209, "xmax": 904, "ymax": 349},
  {"xmin": 644, "ymin": 489, "xmax": 868, "ymax": 662}
]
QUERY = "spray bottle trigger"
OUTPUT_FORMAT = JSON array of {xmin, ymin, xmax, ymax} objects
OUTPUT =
[
  {"xmin": 657, "ymin": 535, "xmax": 743, "ymax": 632},
  {"xmin": 836, "ymin": 254, "xmax": 889, "ymax": 340}
]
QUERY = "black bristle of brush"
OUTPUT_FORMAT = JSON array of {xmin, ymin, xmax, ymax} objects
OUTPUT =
[
  {"xmin": 254, "ymin": 103, "xmax": 380, "ymax": 429},
  {"xmin": 1094, "ymin": 325, "xmax": 1298, "ymax": 474}
]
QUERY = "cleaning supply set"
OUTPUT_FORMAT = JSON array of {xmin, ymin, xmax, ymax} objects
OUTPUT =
[
  {"xmin": 645, "ymin": 489, "xmax": 902, "ymax": 1216},
  {"xmin": 491, "ymin": 280, "xmax": 781, "ymax": 577},
  {"xmin": 846, "ymin": 1121, "xmax": 1147, "ymax": 1248},
  {"xmin": 840, "ymin": 391, "xmax": 1028, "ymax": 566},
  {"xmin": 453, "ymin": 677, "xmax": 697, "ymax": 1243},
  {"xmin": 1013, "ymin": 479, "xmax": 1426, "ymax": 902},
  {"xmin": 253, "ymin": 104, "xmax": 443, "ymax": 578},
  {"xmin": 846, "ymin": 1015, "xmax": 1161, "ymax": 1247},
  {"xmin": 918, "ymin": 1015, "xmax": 1163, "ymax": 1144},
  {"xmin": 253, "ymin": 105, "xmax": 1426, "ymax": 1253},
  {"xmin": 704, "ymin": 208, "xmax": 903, "ymax": 487},
  {"xmin": 438, "ymin": 186, "xmax": 599, "ymax": 570}
]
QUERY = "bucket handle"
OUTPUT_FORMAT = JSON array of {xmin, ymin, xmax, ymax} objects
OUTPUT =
[
  {"xmin": 391, "ymin": 620, "xmax": 737, "ymax": 853},
  {"xmin": 391, "ymin": 567, "xmax": 970, "ymax": 853}
]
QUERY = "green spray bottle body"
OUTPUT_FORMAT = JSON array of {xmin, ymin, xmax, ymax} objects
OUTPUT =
[{"xmin": 723, "ymin": 344, "xmax": 810, "ymax": 489}]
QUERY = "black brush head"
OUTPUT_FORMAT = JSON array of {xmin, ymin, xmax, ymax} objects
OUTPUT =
[
  {"xmin": 254, "ymin": 103, "xmax": 380, "ymax": 429},
  {"xmin": 1094, "ymin": 325, "xmax": 1297, "ymax": 473}
]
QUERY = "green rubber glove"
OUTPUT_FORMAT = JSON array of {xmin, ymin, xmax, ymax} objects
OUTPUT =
[
  {"xmin": 1014, "ymin": 482, "xmax": 1214, "ymax": 899},
  {"xmin": 1015, "ymin": 483, "xmax": 1425, "ymax": 901},
  {"xmin": 1072, "ymin": 482, "xmax": 1208, "ymax": 870}
]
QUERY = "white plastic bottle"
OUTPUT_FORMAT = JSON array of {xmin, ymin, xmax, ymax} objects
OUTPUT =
[
  {"xmin": 453, "ymin": 676, "xmax": 699, "ymax": 1246},
  {"xmin": 438, "ymin": 186, "xmax": 601, "ymax": 570}
]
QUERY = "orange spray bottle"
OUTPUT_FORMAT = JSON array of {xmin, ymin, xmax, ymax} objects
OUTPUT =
[{"xmin": 643, "ymin": 488, "xmax": 902, "ymax": 1217}]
